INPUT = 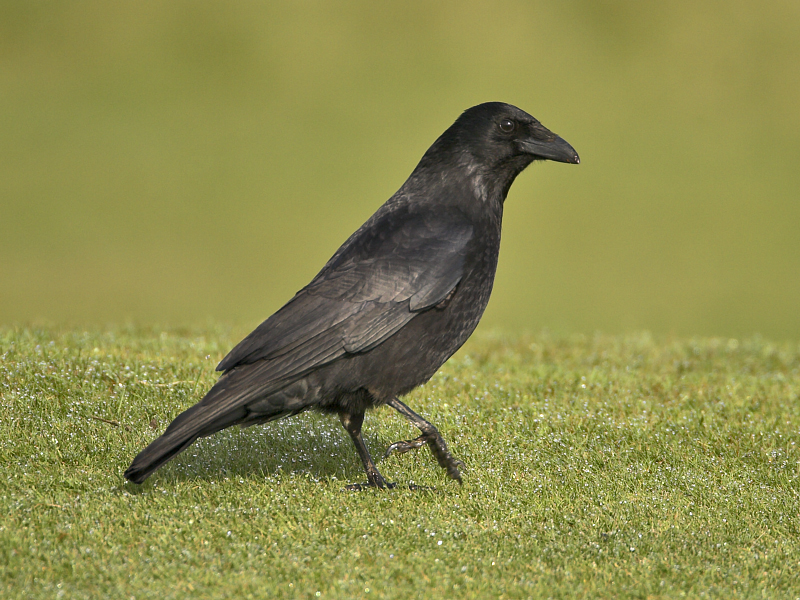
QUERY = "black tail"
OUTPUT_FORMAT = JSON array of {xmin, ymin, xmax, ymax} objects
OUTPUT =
[
  {"xmin": 124, "ymin": 370, "xmax": 314, "ymax": 484},
  {"xmin": 123, "ymin": 401, "xmax": 239, "ymax": 484},
  {"xmin": 123, "ymin": 426, "xmax": 202, "ymax": 484}
]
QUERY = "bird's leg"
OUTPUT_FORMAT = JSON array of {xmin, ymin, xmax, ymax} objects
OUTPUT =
[
  {"xmin": 339, "ymin": 411, "xmax": 395, "ymax": 490},
  {"xmin": 385, "ymin": 398, "xmax": 464, "ymax": 484}
]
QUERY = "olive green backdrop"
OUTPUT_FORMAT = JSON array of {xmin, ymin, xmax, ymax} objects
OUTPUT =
[{"xmin": 2, "ymin": 1, "xmax": 799, "ymax": 339}]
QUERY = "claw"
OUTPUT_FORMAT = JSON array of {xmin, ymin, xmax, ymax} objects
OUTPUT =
[
  {"xmin": 344, "ymin": 482, "xmax": 437, "ymax": 492},
  {"xmin": 384, "ymin": 431, "xmax": 464, "ymax": 484},
  {"xmin": 384, "ymin": 434, "xmax": 430, "ymax": 458},
  {"xmin": 345, "ymin": 481, "xmax": 397, "ymax": 491}
]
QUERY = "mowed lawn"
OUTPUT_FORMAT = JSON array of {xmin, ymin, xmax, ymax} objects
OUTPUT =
[{"xmin": 1, "ymin": 326, "xmax": 798, "ymax": 599}]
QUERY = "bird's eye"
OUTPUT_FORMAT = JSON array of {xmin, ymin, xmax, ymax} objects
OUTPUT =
[{"xmin": 499, "ymin": 118, "xmax": 516, "ymax": 133}]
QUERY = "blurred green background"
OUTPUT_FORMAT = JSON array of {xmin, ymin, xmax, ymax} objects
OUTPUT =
[{"xmin": 1, "ymin": 1, "xmax": 799, "ymax": 339}]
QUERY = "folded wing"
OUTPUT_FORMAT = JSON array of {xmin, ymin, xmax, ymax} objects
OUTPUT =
[{"xmin": 215, "ymin": 208, "xmax": 474, "ymax": 378}]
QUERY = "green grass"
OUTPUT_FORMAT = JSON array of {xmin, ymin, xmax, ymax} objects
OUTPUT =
[{"xmin": 2, "ymin": 325, "xmax": 799, "ymax": 598}]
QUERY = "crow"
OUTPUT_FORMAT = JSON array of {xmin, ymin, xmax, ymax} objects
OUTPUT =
[{"xmin": 124, "ymin": 102, "xmax": 579, "ymax": 488}]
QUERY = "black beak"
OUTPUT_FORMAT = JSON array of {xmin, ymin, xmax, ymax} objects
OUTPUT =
[{"xmin": 519, "ymin": 132, "xmax": 580, "ymax": 165}]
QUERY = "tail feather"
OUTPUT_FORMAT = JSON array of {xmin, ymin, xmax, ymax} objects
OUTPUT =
[
  {"xmin": 123, "ymin": 428, "xmax": 202, "ymax": 484},
  {"xmin": 124, "ymin": 401, "xmax": 246, "ymax": 484},
  {"xmin": 124, "ymin": 370, "xmax": 317, "ymax": 484}
]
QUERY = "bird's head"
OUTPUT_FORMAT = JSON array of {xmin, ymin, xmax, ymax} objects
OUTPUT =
[
  {"xmin": 414, "ymin": 102, "xmax": 579, "ymax": 203},
  {"xmin": 453, "ymin": 102, "xmax": 579, "ymax": 167}
]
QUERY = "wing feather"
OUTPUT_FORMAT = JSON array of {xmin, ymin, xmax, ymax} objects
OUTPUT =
[{"xmin": 216, "ymin": 209, "xmax": 473, "ymax": 375}]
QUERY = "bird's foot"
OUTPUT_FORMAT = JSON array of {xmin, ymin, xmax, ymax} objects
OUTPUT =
[
  {"xmin": 345, "ymin": 481, "xmax": 397, "ymax": 491},
  {"xmin": 344, "ymin": 482, "xmax": 434, "ymax": 492},
  {"xmin": 384, "ymin": 435, "xmax": 429, "ymax": 456},
  {"xmin": 385, "ymin": 432, "xmax": 465, "ymax": 484},
  {"xmin": 345, "ymin": 465, "xmax": 395, "ymax": 491}
]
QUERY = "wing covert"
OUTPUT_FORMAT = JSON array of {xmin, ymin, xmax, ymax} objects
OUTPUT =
[{"xmin": 216, "ymin": 209, "xmax": 473, "ymax": 373}]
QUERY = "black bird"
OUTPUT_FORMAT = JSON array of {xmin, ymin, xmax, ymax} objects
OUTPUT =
[{"xmin": 124, "ymin": 102, "xmax": 579, "ymax": 488}]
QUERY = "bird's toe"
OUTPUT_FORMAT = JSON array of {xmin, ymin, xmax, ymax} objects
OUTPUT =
[
  {"xmin": 344, "ymin": 481, "xmax": 398, "ymax": 491},
  {"xmin": 383, "ymin": 434, "xmax": 430, "ymax": 458}
]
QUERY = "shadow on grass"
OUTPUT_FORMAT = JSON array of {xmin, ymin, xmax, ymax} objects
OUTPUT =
[{"xmin": 134, "ymin": 411, "xmax": 398, "ymax": 486}]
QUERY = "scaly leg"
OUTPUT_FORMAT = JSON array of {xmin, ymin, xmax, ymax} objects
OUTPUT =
[
  {"xmin": 339, "ymin": 411, "xmax": 394, "ymax": 490},
  {"xmin": 384, "ymin": 398, "xmax": 464, "ymax": 484}
]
